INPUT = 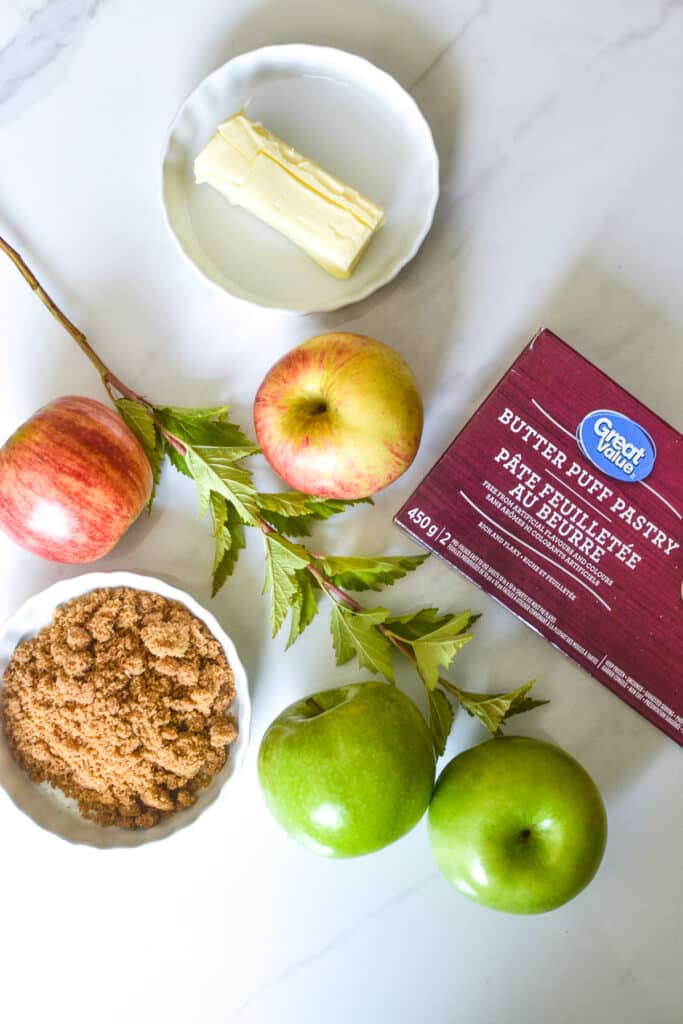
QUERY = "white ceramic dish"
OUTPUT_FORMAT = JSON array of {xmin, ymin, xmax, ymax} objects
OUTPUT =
[
  {"xmin": 0, "ymin": 572, "xmax": 250, "ymax": 849},
  {"xmin": 161, "ymin": 44, "xmax": 439, "ymax": 313}
]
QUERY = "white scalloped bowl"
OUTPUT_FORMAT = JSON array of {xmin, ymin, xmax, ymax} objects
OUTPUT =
[
  {"xmin": 0, "ymin": 572, "xmax": 250, "ymax": 848},
  {"xmin": 161, "ymin": 44, "xmax": 439, "ymax": 313}
]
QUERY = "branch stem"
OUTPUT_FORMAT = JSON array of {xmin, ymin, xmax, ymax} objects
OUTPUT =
[
  {"xmin": 381, "ymin": 627, "xmax": 421, "ymax": 665},
  {"xmin": 437, "ymin": 676, "xmax": 463, "ymax": 697},
  {"xmin": 0, "ymin": 233, "xmax": 147, "ymax": 406},
  {"xmin": 307, "ymin": 563, "xmax": 364, "ymax": 611},
  {"xmin": 160, "ymin": 428, "xmax": 187, "ymax": 456},
  {"xmin": 303, "ymin": 558, "xmax": 429, "ymax": 671},
  {"xmin": 255, "ymin": 517, "xmax": 368, "ymax": 614}
]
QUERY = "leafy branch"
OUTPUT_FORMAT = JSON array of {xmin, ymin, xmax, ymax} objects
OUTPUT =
[{"xmin": 0, "ymin": 234, "xmax": 548, "ymax": 753}]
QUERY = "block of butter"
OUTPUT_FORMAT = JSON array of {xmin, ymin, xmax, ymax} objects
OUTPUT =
[{"xmin": 194, "ymin": 112, "xmax": 385, "ymax": 279}]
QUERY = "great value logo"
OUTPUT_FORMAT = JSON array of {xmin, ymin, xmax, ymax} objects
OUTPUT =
[{"xmin": 577, "ymin": 410, "xmax": 656, "ymax": 483}]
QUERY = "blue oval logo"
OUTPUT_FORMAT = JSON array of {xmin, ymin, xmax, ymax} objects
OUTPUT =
[{"xmin": 577, "ymin": 409, "xmax": 656, "ymax": 483}]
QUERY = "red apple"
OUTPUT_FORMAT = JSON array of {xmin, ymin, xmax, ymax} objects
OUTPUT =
[
  {"xmin": 0, "ymin": 396, "xmax": 153, "ymax": 563},
  {"xmin": 253, "ymin": 333, "xmax": 423, "ymax": 499}
]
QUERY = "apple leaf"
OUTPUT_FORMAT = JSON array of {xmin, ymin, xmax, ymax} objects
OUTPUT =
[
  {"xmin": 210, "ymin": 489, "xmax": 227, "ymax": 535},
  {"xmin": 258, "ymin": 492, "xmax": 370, "ymax": 519},
  {"xmin": 329, "ymin": 606, "xmax": 356, "ymax": 666},
  {"xmin": 263, "ymin": 534, "xmax": 311, "ymax": 637},
  {"xmin": 210, "ymin": 492, "xmax": 245, "ymax": 596},
  {"xmin": 154, "ymin": 405, "xmax": 258, "ymax": 452},
  {"xmin": 329, "ymin": 605, "xmax": 394, "ymax": 682},
  {"xmin": 185, "ymin": 445, "xmax": 260, "ymax": 525},
  {"xmin": 287, "ymin": 570, "xmax": 320, "ymax": 648},
  {"xmin": 115, "ymin": 398, "xmax": 164, "ymax": 509},
  {"xmin": 316, "ymin": 553, "xmax": 429, "ymax": 592},
  {"xmin": 428, "ymin": 689, "xmax": 455, "ymax": 757},
  {"xmin": 115, "ymin": 397, "xmax": 157, "ymax": 455},
  {"xmin": 162, "ymin": 437, "xmax": 191, "ymax": 477},
  {"xmin": 450, "ymin": 679, "xmax": 547, "ymax": 735},
  {"xmin": 154, "ymin": 405, "xmax": 258, "ymax": 479},
  {"xmin": 399, "ymin": 612, "xmax": 476, "ymax": 690},
  {"xmin": 257, "ymin": 493, "xmax": 370, "ymax": 537},
  {"xmin": 498, "ymin": 694, "xmax": 550, "ymax": 721},
  {"xmin": 255, "ymin": 508, "xmax": 315, "ymax": 537},
  {"xmin": 386, "ymin": 608, "xmax": 480, "ymax": 642}
]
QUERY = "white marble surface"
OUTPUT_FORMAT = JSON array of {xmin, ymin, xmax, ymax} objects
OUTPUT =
[{"xmin": 1, "ymin": 1, "xmax": 682, "ymax": 1021}]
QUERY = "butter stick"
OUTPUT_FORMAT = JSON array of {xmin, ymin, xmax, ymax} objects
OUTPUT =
[{"xmin": 194, "ymin": 112, "xmax": 385, "ymax": 279}]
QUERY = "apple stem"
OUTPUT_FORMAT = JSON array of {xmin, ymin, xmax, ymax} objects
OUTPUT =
[{"xmin": 0, "ymin": 233, "xmax": 188, "ymax": 457}]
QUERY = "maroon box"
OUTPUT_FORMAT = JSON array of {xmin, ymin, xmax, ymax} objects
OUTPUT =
[{"xmin": 395, "ymin": 329, "xmax": 683, "ymax": 745}]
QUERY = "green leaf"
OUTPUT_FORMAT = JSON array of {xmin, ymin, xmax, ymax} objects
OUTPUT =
[
  {"xmin": 255, "ymin": 508, "xmax": 315, "ymax": 538},
  {"xmin": 411, "ymin": 612, "xmax": 475, "ymax": 690},
  {"xmin": 185, "ymin": 445, "xmax": 260, "ymax": 525},
  {"xmin": 386, "ymin": 608, "xmax": 479, "ymax": 643},
  {"xmin": 428, "ymin": 689, "xmax": 455, "ymax": 756},
  {"xmin": 263, "ymin": 534, "xmax": 311, "ymax": 637},
  {"xmin": 115, "ymin": 398, "xmax": 164, "ymax": 509},
  {"xmin": 163, "ymin": 438, "xmax": 191, "ymax": 477},
  {"xmin": 258, "ymin": 492, "xmax": 370, "ymax": 518},
  {"xmin": 451, "ymin": 679, "xmax": 547, "ymax": 735},
  {"xmin": 210, "ymin": 489, "xmax": 228, "ymax": 535},
  {"xmin": 499, "ymin": 696, "xmax": 550, "ymax": 721},
  {"xmin": 210, "ymin": 493, "xmax": 245, "ymax": 596},
  {"xmin": 257, "ymin": 493, "xmax": 371, "ymax": 537},
  {"xmin": 329, "ymin": 605, "xmax": 394, "ymax": 682},
  {"xmin": 316, "ymin": 553, "xmax": 429, "ymax": 592},
  {"xmin": 154, "ymin": 405, "xmax": 258, "ymax": 481},
  {"xmin": 329, "ymin": 605, "xmax": 356, "ymax": 666},
  {"xmin": 287, "ymin": 571, "xmax": 320, "ymax": 648},
  {"xmin": 155, "ymin": 405, "xmax": 258, "ymax": 452},
  {"xmin": 116, "ymin": 398, "xmax": 156, "ymax": 453}
]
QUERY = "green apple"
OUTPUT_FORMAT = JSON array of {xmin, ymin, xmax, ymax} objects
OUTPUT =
[
  {"xmin": 428, "ymin": 736, "xmax": 607, "ymax": 914},
  {"xmin": 253, "ymin": 332, "xmax": 423, "ymax": 499},
  {"xmin": 258, "ymin": 681, "xmax": 435, "ymax": 857}
]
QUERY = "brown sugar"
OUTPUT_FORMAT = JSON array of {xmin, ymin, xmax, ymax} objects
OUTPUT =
[{"xmin": 1, "ymin": 587, "xmax": 238, "ymax": 829}]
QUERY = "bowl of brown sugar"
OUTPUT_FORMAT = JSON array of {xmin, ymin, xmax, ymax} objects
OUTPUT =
[{"xmin": 0, "ymin": 572, "xmax": 250, "ymax": 847}]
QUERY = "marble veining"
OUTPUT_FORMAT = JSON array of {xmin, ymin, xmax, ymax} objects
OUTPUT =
[
  {"xmin": 408, "ymin": 0, "xmax": 490, "ymax": 93},
  {"xmin": 596, "ymin": 0, "xmax": 682, "ymax": 55},
  {"xmin": 0, "ymin": 0, "xmax": 104, "ymax": 107},
  {"xmin": 227, "ymin": 871, "xmax": 441, "ymax": 1021}
]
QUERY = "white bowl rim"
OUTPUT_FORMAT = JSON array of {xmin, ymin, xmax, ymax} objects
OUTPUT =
[
  {"xmin": 160, "ymin": 43, "xmax": 440, "ymax": 314},
  {"xmin": 0, "ymin": 570, "xmax": 251, "ymax": 849}
]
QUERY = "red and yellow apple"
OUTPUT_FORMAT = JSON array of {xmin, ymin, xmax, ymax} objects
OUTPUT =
[
  {"xmin": 0, "ymin": 395, "xmax": 152, "ymax": 563},
  {"xmin": 253, "ymin": 333, "xmax": 423, "ymax": 499}
]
